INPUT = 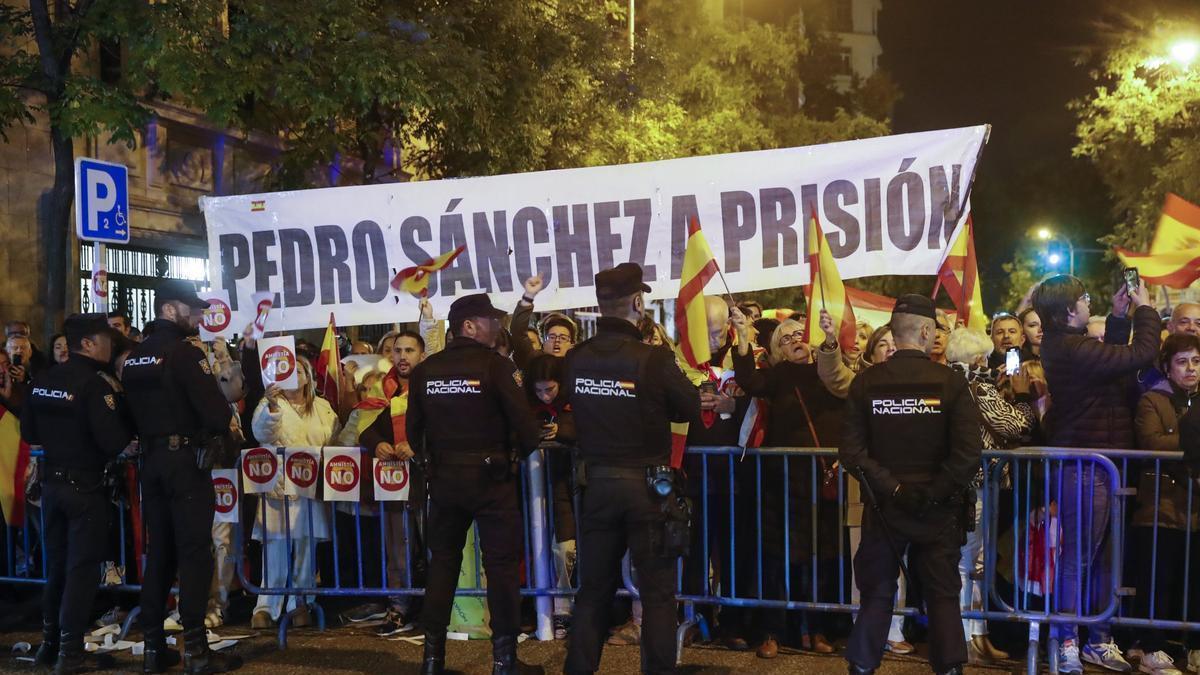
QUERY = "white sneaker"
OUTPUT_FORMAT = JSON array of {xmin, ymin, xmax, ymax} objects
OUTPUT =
[
  {"xmin": 1083, "ymin": 641, "xmax": 1133, "ymax": 673},
  {"xmin": 163, "ymin": 612, "xmax": 183, "ymax": 632},
  {"xmin": 1187, "ymin": 650, "xmax": 1200, "ymax": 673},
  {"xmin": 1058, "ymin": 640, "xmax": 1084, "ymax": 675},
  {"xmin": 1139, "ymin": 651, "xmax": 1183, "ymax": 675}
]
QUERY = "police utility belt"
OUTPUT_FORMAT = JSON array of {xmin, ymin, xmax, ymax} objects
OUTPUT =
[
  {"xmin": 144, "ymin": 433, "xmax": 223, "ymax": 471},
  {"xmin": 581, "ymin": 462, "xmax": 692, "ymax": 559}
]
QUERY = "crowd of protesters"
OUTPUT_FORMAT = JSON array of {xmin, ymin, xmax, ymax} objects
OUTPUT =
[{"xmin": 4, "ymin": 268, "xmax": 1200, "ymax": 675}]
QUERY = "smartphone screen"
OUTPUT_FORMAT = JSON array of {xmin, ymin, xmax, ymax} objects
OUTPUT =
[
  {"xmin": 1006, "ymin": 348, "xmax": 1021, "ymax": 376},
  {"xmin": 1124, "ymin": 266, "xmax": 1140, "ymax": 293},
  {"xmin": 699, "ymin": 381, "xmax": 717, "ymax": 397}
]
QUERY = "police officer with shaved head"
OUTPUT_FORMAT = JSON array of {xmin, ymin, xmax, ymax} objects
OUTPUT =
[
  {"xmin": 121, "ymin": 281, "xmax": 242, "ymax": 674},
  {"xmin": 840, "ymin": 294, "xmax": 982, "ymax": 675},
  {"xmin": 407, "ymin": 293, "xmax": 541, "ymax": 675},
  {"xmin": 564, "ymin": 263, "xmax": 700, "ymax": 675},
  {"xmin": 20, "ymin": 314, "xmax": 131, "ymax": 674}
]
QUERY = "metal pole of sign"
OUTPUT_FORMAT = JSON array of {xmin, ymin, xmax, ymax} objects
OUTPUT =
[{"xmin": 91, "ymin": 243, "xmax": 108, "ymax": 314}]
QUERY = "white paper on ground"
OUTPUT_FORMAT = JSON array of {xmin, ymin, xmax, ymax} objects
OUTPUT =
[{"xmin": 447, "ymin": 632, "xmax": 470, "ymax": 641}]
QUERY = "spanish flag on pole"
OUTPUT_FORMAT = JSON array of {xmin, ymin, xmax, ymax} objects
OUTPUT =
[
  {"xmin": 803, "ymin": 207, "xmax": 857, "ymax": 352},
  {"xmin": 675, "ymin": 216, "xmax": 719, "ymax": 370},
  {"xmin": 1115, "ymin": 194, "xmax": 1200, "ymax": 288},
  {"xmin": 390, "ymin": 245, "xmax": 467, "ymax": 298},
  {"xmin": 315, "ymin": 312, "xmax": 341, "ymax": 411},
  {"xmin": 0, "ymin": 402, "xmax": 30, "ymax": 526},
  {"xmin": 933, "ymin": 215, "xmax": 987, "ymax": 330}
]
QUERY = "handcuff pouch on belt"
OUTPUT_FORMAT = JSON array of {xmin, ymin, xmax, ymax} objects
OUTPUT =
[{"xmin": 646, "ymin": 465, "xmax": 692, "ymax": 559}]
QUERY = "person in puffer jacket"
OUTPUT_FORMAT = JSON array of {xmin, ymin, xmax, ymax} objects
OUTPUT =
[{"xmin": 1034, "ymin": 274, "xmax": 1160, "ymax": 675}]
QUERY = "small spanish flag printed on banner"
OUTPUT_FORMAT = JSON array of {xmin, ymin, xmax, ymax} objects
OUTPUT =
[{"xmin": 250, "ymin": 200, "xmax": 266, "ymax": 212}]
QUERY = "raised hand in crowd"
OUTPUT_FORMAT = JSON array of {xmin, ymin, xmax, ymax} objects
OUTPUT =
[
  {"xmin": 8, "ymin": 362, "xmax": 25, "ymax": 385},
  {"xmin": 819, "ymin": 309, "xmax": 836, "ymax": 344},
  {"xmin": 265, "ymin": 384, "xmax": 285, "ymax": 413},
  {"xmin": 1112, "ymin": 285, "xmax": 1132, "ymax": 319},
  {"xmin": 730, "ymin": 306, "xmax": 751, "ymax": 351},
  {"xmin": 420, "ymin": 296, "xmax": 435, "ymax": 320},
  {"xmin": 241, "ymin": 322, "xmax": 258, "ymax": 352},
  {"xmin": 996, "ymin": 368, "xmax": 1031, "ymax": 396},
  {"xmin": 522, "ymin": 274, "xmax": 545, "ymax": 304},
  {"xmin": 1130, "ymin": 279, "xmax": 1152, "ymax": 309}
]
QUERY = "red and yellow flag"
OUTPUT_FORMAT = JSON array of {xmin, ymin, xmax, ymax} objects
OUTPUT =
[
  {"xmin": 0, "ymin": 402, "xmax": 30, "ymax": 526},
  {"xmin": 803, "ymin": 208, "xmax": 857, "ymax": 352},
  {"xmin": 390, "ymin": 245, "xmax": 467, "ymax": 298},
  {"xmin": 844, "ymin": 286, "xmax": 896, "ymax": 330},
  {"xmin": 933, "ymin": 215, "xmax": 987, "ymax": 329},
  {"xmin": 675, "ymin": 216, "xmax": 719, "ymax": 369},
  {"xmin": 315, "ymin": 312, "xmax": 341, "ymax": 411},
  {"xmin": 1115, "ymin": 194, "xmax": 1200, "ymax": 288}
]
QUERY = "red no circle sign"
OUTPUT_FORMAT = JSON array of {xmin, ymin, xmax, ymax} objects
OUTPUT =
[
  {"xmin": 325, "ymin": 455, "xmax": 360, "ymax": 492},
  {"xmin": 286, "ymin": 452, "xmax": 318, "ymax": 489},
  {"xmin": 261, "ymin": 345, "xmax": 296, "ymax": 384},
  {"xmin": 375, "ymin": 461, "xmax": 409, "ymax": 492},
  {"xmin": 203, "ymin": 299, "xmax": 232, "ymax": 333},
  {"xmin": 243, "ymin": 447, "xmax": 278, "ymax": 485},
  {"xmin": 213, "ymin": 477, "xmax": 237, "ymax": 514}
]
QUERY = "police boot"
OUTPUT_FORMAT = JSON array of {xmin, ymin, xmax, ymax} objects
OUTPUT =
[
  {"xmin": 182, "ymin": 626, "xmax": 243, "ymax": 674},
  {"xmin": 33, "ymin": 619, "xmax": 59, "ymax": 666},
  {"xmin": 847, "ymin": 664, "xmax": 876, "ymax": 675},
  {"xmin": 421, "ymin": 627, "xmax": 446, "ymax": 675},
  {"xmin": 934, "ymin": 667, "xmax": 964, "ymax": 675},
  {"xmin": 51, "ymin": 632, "xmax": 87, "ymax": 675},
  {"xmin": 491, "ymin": 634, "xmax": 542, "ymax": 675},
  {"xmin": 143, "ymin": 626, "xmax": 182, "ymax": 673}
]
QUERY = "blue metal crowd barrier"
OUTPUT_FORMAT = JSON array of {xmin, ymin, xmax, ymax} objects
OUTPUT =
[{"xmin": 3, "ymin": 444, "xmax": 1199, "ymax": 675}]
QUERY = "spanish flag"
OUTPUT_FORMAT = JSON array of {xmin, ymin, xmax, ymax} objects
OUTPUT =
[
  {"xmin": 390, "ymin": 245, "xmax": 467, "ymax": 298},
  {"xmin": 1115, "ymin": 194, "xmax": 1200, "ymax": 288},
  {"xmin": 844, "ymin": 286, "xmax": 896, "ymax": 332},
  {"xmin": 933, "ymin": 215, "xmax": 987, "ymax": 330},
  {"xmin": 315, "ymin": 313, "xmax": 341, "ymax": 411},
  {"xmin": 0, "ymin": 402, "xmax": 30, "ymax": 526},
  {"xmin": 675, "ymin": 216, "xmax": 719, "ymax": 370},
  {"xmin": 803, "ymin": 207, "xmax": 857, "ymax": 352}
]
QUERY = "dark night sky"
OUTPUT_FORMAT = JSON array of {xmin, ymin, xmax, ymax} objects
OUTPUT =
[{"xmin": 879, "ymin": 0, "xmax": 1114, "ymax": 301}]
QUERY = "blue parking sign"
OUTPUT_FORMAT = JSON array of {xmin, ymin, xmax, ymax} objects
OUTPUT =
[{"xmin": 74, "ymin": 157, "xmax": 130, "ymax": 244}]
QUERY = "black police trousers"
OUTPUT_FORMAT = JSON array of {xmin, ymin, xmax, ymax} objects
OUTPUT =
[
  {"xmin": 847, "ymin": 502, "xmax": 967, "ymax": 672},
  {"xmin": 421, "ymin": 465, "xmax": 523, "ymax": 638},
  {"xmin": 139, "ymin": 446, "xmax": 215, "ymax": 634},
  {"xmin": 42, "ymin": 480, "xmax": 111, "ymax": 635},
  {"xmin": 565, "ymin": 476, "xmax": 678, "ymax": 675}
]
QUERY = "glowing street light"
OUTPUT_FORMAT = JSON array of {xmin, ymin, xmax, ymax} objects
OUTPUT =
[
  {"xmin": 1037, "ymin": 227, "xmax": 1052, "ymax": 241},
  {"xmin": 1171, "ymin": 40, "xmax": 1199, "ymax": 67},
  {"xmin": 1047, "ymin": 252, "xmax": 1063, "ymax": 266}
]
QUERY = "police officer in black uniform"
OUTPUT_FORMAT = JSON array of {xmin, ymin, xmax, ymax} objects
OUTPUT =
[
  {"xmin": 20, "ymin": 314, "xmax": 132, "ymax": 674},
  {"xmin": 407, "ymin": 293, "xmax": 541, "ymax": 675},
  {"xmin": 564, "ymin": 263, "xmax": 700, "ymax": 675},
  {"xmin": 120, "ymin": 281, "xmax": 242, "ymax": 674},
  {"xmin": 839, "ymin": 294, "xmax": 982, "ymax": 675}
]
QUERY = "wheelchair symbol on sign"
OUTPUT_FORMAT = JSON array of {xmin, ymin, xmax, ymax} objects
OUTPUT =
[{"xmin": 103, "ymin": 206, "xmax": 128, "ymax": 237}]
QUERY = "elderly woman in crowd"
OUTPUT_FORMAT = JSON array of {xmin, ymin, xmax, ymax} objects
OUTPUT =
[
  {"xmin": 1131, "ymin": 334, "xmax": 1200, "ymax": 675},
  {"xmin": 731, "ymin": 310, "xmax": 844, "ymax": 657},
  {"xmin": 946, "ymin": 328, "xmax": 1034, "ymax": 664},
  {"xmin": 815, "ymin": 316, "xmax": 894, "ymax": 398}
]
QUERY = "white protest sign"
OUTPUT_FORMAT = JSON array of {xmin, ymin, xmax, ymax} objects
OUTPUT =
[
  {"xmin": 258, "ymin": 336, "xmax": 298, "ymax": 391},
  {"xmin": 240, "ymin": 446, "xmax": 281, "ymax": 494},
  {"xmin": 283, "ymin": 448, "xmax": 320, "ymax": 499},
  {"xmin": 322, "ymin": 448, "xmax": 362, "ymax": 502},
  {"xmin": 249, "ymin": 291, "xmax": 273, "ymax": 340},
  {"xmin": 201, "ymin": 126, "xmax": 988, "ymax": 331},
  {"xmin": 212, "ymin": 469, "xmax": 239, "ymax": 523},
  {"xmin": 199, "ymin": 289, "xmax": 234, "ymax": 343},
  {"xmin": 372, "ymin": 459, "xmax": 411, "ymax": 502}
]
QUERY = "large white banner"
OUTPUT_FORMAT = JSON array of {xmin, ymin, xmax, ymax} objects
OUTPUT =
[{"xmin": 201, "ymin": 126, "xmax": 988, "ymax": 331}]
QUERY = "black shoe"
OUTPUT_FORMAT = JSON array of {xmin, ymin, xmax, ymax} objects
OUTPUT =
[
  {"xmin": 421, "ymin": 628, "xmax": 446, "ymax": 675},
  {"xmin": 34, "ymin": 619, "xmax": 59, "ymax": 667},
  {"xmin": 182, "ymin": 626, "xmax": 242, "ymax": 674},
  {"xmin": 935, "ymin": 667, "xmax": 964, "ymax": 675},
  {"xmin": 52, "ymin": 631, "xmax": 88, "ymax": 675},
  {"xmin": 848, "ymin": 663, "xmax": 876, "ymax": 675},
  {"xmin": 374, "ymin": 611, "xmax": 414, "ymax": 638},
  {"xmin": 143, "ymin": 627, "xmax": 182, "ymax": 674},
  {"xmin": 491, "ymin": 634, "xmax": 543, "ymax": 675}
]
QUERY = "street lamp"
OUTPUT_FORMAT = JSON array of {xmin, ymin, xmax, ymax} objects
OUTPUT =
[
  {"xmin": 1171, "ymin": 39, "xmax": 1199, "ymax": 67},
  {"xmin": 1035, "ymin": 228, "xmax": 1076, "ymax": 276}
]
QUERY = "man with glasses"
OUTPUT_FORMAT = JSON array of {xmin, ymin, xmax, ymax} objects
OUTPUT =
[
  {"xmin": 407, "ymin": 293, "xmax": 541, "ymax": 675},
  {"xmin": 510, "ymin": 274, "xmax": 579, "ymax": 367}
]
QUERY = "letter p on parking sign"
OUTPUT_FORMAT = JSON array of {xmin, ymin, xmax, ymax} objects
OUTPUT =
[{"xmin": 74, "ymin": 157, "xmax": 130, "ymax": 244}]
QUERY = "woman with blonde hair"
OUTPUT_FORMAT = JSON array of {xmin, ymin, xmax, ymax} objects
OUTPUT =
[{"xmin": 250, "ymin": 355, "xmax": 340, "ymax": 629}]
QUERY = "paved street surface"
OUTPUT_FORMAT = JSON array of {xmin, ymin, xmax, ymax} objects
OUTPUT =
[{"xmin": 0, "ymin": 623, "xmax": 1024, "ymax": 674}]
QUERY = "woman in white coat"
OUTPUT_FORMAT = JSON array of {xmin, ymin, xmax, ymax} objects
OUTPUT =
[{"xmin": 250, "ymin": 356, "xmax": 340, "ymax": 628}]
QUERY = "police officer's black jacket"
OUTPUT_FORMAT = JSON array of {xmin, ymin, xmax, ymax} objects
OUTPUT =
[
  {"xmin": 565, "ymin": 317, "xmax": 700, "ymax": 468},
  {"xmin": 839, "ymin": 349, "xmax": 982, "ymax": 503},
  {"xmin": 20, "ymin": 354, "xmax": 134, "ymax": 472},
  {"xmin": 406, "ymin": 336, "xmax": 540, "ymax": 460},
  {"xmin": 120, "ymin": 319, "xmax": 232, "ymax": 441}
]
